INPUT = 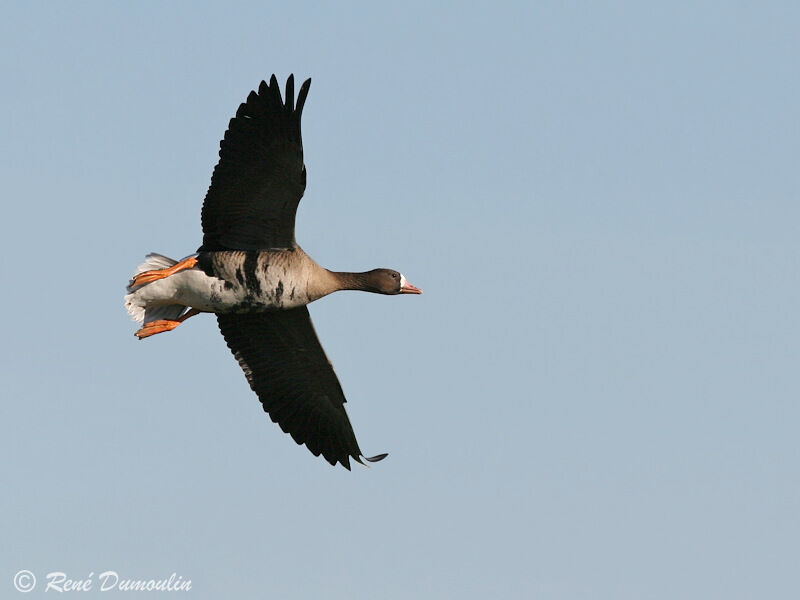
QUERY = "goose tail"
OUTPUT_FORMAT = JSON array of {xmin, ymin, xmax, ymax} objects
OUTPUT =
[{"xmin": 124, "ymin": 253, "xmax": 186, "ymax": 324}]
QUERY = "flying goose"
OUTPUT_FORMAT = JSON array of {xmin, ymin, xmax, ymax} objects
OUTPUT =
[{"xmin": 125, "ymin": 75, "xmax": 422, "ymax": 469}]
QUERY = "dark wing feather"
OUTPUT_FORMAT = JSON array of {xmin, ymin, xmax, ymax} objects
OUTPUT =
[
  {"xmin": 216, "ymin": 307, "xmax": 387, "ymax": 469},
  {"xmin": 199, "ymin": 75, "xmax": 311, "ymax": 251}
]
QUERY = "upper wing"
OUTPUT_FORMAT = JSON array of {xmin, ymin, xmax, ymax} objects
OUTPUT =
[
  {"xmin": 216, "ymin": 308, "xmax": 387, "ymax": 469},
  {"xmin": 199, "ymin": 75, "xmax": 311, "ymax": 251}
]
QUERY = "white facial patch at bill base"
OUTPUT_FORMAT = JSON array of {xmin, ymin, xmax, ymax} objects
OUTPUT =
[{"xmin": 400, "ymin": 273, "xmax": 408, "ymax": 290}]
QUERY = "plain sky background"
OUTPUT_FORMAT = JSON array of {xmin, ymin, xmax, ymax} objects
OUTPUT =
[{"xmin": 2, "ymin": 2, "xmax": 799, "ymax": 598}]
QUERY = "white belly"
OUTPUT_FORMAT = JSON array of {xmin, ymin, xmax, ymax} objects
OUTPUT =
[{"xmin": 135, "ymin": 268, "xmax": 312, "ymax": 314}]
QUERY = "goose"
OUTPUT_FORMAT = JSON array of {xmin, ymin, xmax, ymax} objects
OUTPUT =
[{"xmin": 124, "ymin": 75, "xmax": 422, "ymax": 469}]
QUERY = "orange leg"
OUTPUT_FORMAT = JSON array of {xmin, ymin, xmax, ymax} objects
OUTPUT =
[
  {"xmin": 135, "ymin": 308, "xmax": 201, "ymax": 340},
  {"xmin": 132, "ymin": 256, "xmax": 198, "ymax": 287}
]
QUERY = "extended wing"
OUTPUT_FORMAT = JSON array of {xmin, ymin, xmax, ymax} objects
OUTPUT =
[
  {"xmin": 199, "ymin": 75, "xmax": 310, "ymax": 251},
  {"xmin": 217, "ymin": 308, "xmax": 387, "ymax": 469}
]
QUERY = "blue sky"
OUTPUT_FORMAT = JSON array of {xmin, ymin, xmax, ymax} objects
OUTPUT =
[{"xmin": 2, "ymin": 2, "xmax": 799, "ymax": 598}]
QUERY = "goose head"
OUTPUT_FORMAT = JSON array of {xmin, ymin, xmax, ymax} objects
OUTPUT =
[{"xmin": 364, "ymin": 269, "xmax": 423, "ymax": 295}]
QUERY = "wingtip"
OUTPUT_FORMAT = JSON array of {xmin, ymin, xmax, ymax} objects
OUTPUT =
[
  {"xmin": 353, "ymin": 452, "xmax": 389, "ymax": 468},
  {"xmin": 285, "ymin": 75, "xmax": 295, "ymax": 112},
  {"xmin": 296, "ymin": 78, "xmax": 311, "ymax": 115}
]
